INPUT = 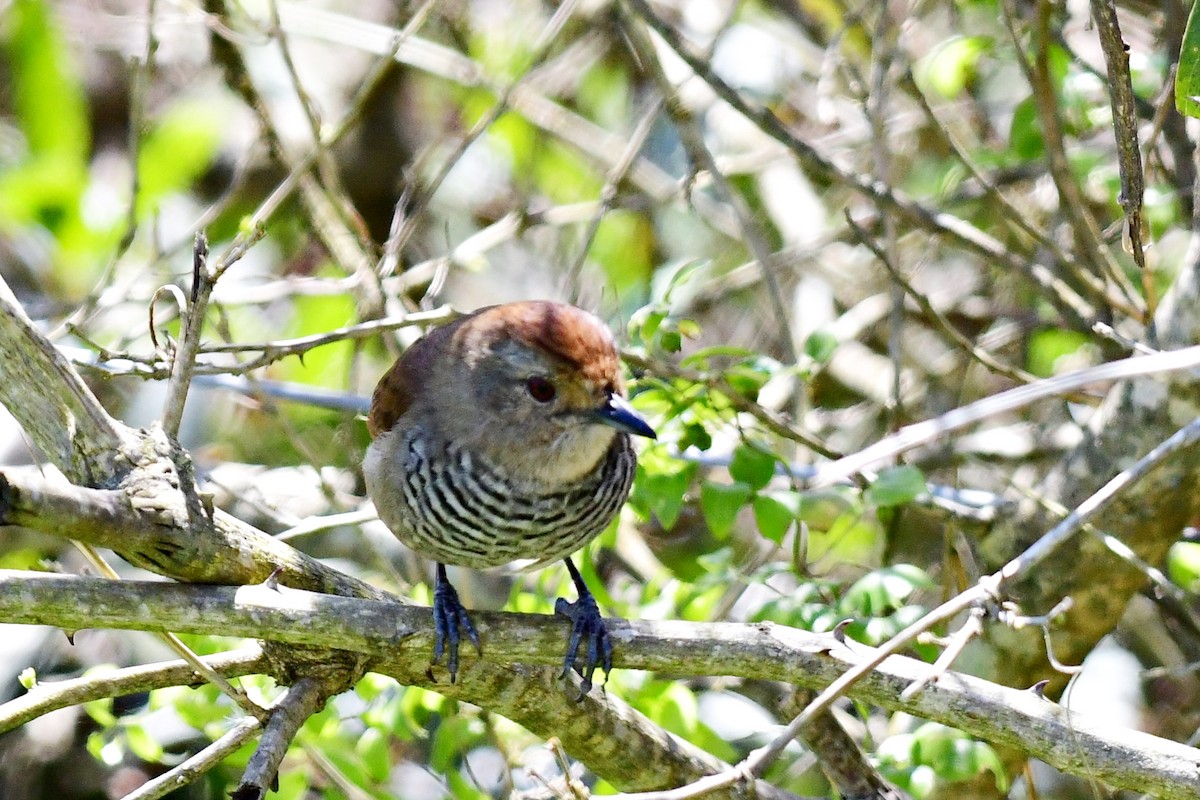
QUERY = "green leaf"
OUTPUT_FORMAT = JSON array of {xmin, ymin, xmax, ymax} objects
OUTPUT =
[
  {"xmin": 592, "ymin": 211, "xmax": 654, "ymax": 296},
  {"xmin": 752, "ymin": 490, "xmax": 802, "ymax": 544},
  {"xmin": 2, "ymin": 0, "xmax": 89, "ymax": 162},
  {"xmin": 843, "ymin": 566, "xmax": 934, "ymax": 617},
  {"xmin": 679, "ymin": 422, "xmax": 712, "ymax": 452},
  {"xmin": 356, "ymin": 726, "xmax": 391, "ymax": 782},
  {"xmin": 680, "ymin": 345, "xmax": 758, "ymax": 368},
  {"xmin": 803, "ymin": 329, "xmax": 838, "ymax": 363},
  {"xmin": 1168, "ymin": 541, "xmax": 1200, "ymax": 591},
  {"xmin": 124, "ymin": 723, "xmax": 164, "ymax": 763},
  {"xmin": 729, "ymin": 444, "xmax": 776, "ymax": 490},
  {"xmin": 136, "ymin": 100, "xmax": 222, "ymax": 217},
  {"xmin": 911, "ymin": 723, "xmax": 1008, "ymax": 790},
  {"xmin": 1027, "ymin": 328, "xmax": 1092, "ymax": 377},
  {"xmin": 430, "ymin": 715, "xmax": 484, "ymax": 772},
  {"xmin": 865, "ymin": 466, "xmax": 927, "ymax": 508},
  {"xmin": 274, "ymin": 771, "xmax": 310, "ymax": 800},
  {"xmin": 1008, "ymin": 96, "xmax": 1043, "ymax": 160},
  {"xmin": 915, "ymin": 36, "xmax": 991, "ymax": 98},
  {"xmin": 84, "ymin": 697, "xmax": 117, "ymax": 729},
  {"xmin": 633, "ymin": 455, "xmax": 696, "ymax": 530},
  {"xmin": 447, "ymin": 768, "xmax": 491, "ymax": 800},
  {"xmin": 637, "ymin": 308, "xmax": 666, "ymax": 343},
  {"xmin": 655, "ymin": 682, "xmax": 699, "ymax": 737},
  {"xmin": 1178, "ymin": 0, "xmax": 1200, "ymax": 117},
  {"xmin": 700, "ymin": 481, "xmax": 751, "ymax": 540}
]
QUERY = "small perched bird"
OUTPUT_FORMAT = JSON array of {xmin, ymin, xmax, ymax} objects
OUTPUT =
[{"xmin": 363, "ymin": 300, "xmax": 655, "ymax": 694}]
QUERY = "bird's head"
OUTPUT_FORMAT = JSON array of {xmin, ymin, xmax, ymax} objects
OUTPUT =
[{"xmin": 369, "ymin": 301, "xmax": 654, "ymax": 486}]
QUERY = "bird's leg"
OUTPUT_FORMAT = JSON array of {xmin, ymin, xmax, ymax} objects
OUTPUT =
[
  {"xmin": 554, "ymin": 558, "xmax": 614, "ymax": 699},
  {"xmin": 431, "ymin": 563, "xmax": 480, "ymax": 683}
]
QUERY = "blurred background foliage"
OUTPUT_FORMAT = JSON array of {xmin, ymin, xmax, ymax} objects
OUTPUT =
[{"xmin": 0, "ymin": 0, "xmax": 1196, "ymax": 798}]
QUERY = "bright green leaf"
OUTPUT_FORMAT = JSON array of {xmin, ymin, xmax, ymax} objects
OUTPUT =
[
  {"xmin": 752, "ymin": 490, "xmax": 802, "ymax": 543},
  {"xmin": 274, "ymin": 771, "xmax": 310, "ymax": 800},
  {"xmin": 656, "ymin": 682, "xmax": 699, "ymax": 737},
  {"xmin": 430, "ymin": 715, "xmax": 484, "ymax": 773},
  {"xmin": 137, "ymin": 100, "xmax": 222, "ymax": 217},
  {"xmin": 700, "ymin": 481, "xmax": 751, "ymax": 540},
  {"xmin": 803, "ymin": 330, "xmax": 838, "ymax": 363},
  {"xmin": 592, "ymin": 211, "xmax": 653, "ymax": 296},
  {"xmin": 356, "ymin": 726, "xmax": 391, "ymax": 783},
  {"xmin": 1168, "ymin": 541, "xmax": 1200, "ymax": 591},
  {"xmin": 2, "ymin": 0, "xmax": 89, "ymax": 162},
  {"xmin": 865, "ymin": 466, "xmax": 927, "ymax": 507},
  {"xmin": 633, "ymin": 456, "xmax": 696, "ymax": 530},
  {"xmin": 124, "ymin": 723, "xmax": 164, "ymax": 763},
  {"xmin": 1178, "ymin": 0, "xmax": 1200, "ymax": 117},
  {"xmin": 916, "ymin": 36, "xmax": 992, "ymax": 98},
  {"xmin": 638, "ymin": 308, "xmax": 666, "ymax": 343},
  {"xmin": 447, "ymin": 768, "xmax": 491, "ymax": 800},
  {"xmin": 1008, "ymin": 96, "xmax": 1043, "ymax": 160},
  {"xmin": 1027, "ymin": 327, "xmax": 1093, "ymax": 377},
  {"xmin": 84, "ymin": 697, "xmax": 117, "ymax": 729},
  {"xmin": 843, "ymin": 565, "xmax": 933, "ymax": 615},
  {"xmin": 729, "ymin": 444, "xmax": 776, "ymax": 490}
]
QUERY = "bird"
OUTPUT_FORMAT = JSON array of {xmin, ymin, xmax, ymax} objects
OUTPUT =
[{"xmin": 363, "ymin": 300, "xmax": 656, "ymax": 695}]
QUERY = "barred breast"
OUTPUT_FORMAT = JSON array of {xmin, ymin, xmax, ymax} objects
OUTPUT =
[{"xmin": 369, "ymin": 427, "xmax": 637, "ymax": 570}]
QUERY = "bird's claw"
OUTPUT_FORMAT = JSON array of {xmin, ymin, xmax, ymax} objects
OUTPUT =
[
  {"xmin": 555, "ymin": 592, "xmax": 613, "ymax": 700},
  {"xmin": 432, "ymin": 574, "xmax": 480, "ymax": 683}
]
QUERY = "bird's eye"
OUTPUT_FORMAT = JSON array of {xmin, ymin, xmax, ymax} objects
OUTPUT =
[{"xmin": 525, "ymin": 376, "xmax": 557, "ymax": 403}]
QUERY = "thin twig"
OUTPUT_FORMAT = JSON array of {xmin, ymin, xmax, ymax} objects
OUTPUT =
[
  {"xmin": 123, "ymin": 717, "xmax": 263, "ymax": 800},
  {"xmin": 566, "ymin": 97, "xmax": 663, "ymax": 303},
  {"xmin": 743, "ymin": 414, "xmax": 1200, "ymax": 780},
  {"xmin": 382, "ymin": 0, "xmax": 587, "ymax": 271},
  {"xmin": 1089, "ymin": 0, "xmax": 1153, "ymax": 316},
  {"xmin": 235, "ymin": 678, "xmax": 330, "ymax": 798},
  {"xmin": 846, "ymin": 213, "xmax": 1041, "ymax": 387},
  {"xmin": 810, "ymin": 343, "xmax": 1200, "ymax": 486},
  {"xmin": 618, "ymin": 6, "xmax": 799, "ymax": 364},
  {"xmin": 160, "ymin": 233, "xmax": 210, "ymax": 439},
  {"xmin": 0, "ymin": 646, "xmax": 266, "ymax": 734}
]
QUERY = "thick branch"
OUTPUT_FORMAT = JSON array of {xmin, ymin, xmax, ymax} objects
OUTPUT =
[
  {"xmin": 0, "ymin": 466, "xmax": 388, "ymax": 600},
  {"xmin": 1, "ymin": 570, "xmax": 1196, "ymax": 799},
  {"xmin": 0, "ymin": 278, "xmax": 134, "ymax": 485}
]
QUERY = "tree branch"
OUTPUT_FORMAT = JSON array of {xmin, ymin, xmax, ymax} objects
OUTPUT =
[{"xmin": 0, "ymin": 570, "xmax": 1196, "ymax": 799}]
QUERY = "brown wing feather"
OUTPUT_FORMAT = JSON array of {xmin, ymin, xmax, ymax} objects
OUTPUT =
[{"xmin": 367, "ymin": 315, "xmax": 471, "ymax": 437}]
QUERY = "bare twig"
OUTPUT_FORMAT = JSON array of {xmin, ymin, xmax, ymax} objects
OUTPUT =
[
  {"xmin": 742, "ymin": 414, "xmax": 1200, "ymax": 783},
  {"xmin": 566, "ymin": 97, "xmax": 663, "ymax": 303},
  {"xmin": 1089, "ymin": 0, "xmax": 1153, "ymax": 315},
  {"xmin": 810, "ymin": 344, "xmax": 1200, "ymax": 486},
  {"xmin": 160, "ymin": 233, "xmax": 211, "ymax": 439},
  {"xmin": 0, "ymin": 647, "xmax": 266, "ymax": 733},
  {"xmin": 125, "ymin": 717, "xmax": 263, "ymax": 800},
  {"xmin": 619, "ymin": 0, "xmax": 1102, "ymax": 333},
  {"xmin": 619, "ymin": 5, "xmax": 798, "ymax": 364},
  {"xmin": 383, "ymin": 0, "xmax": 585, "ymax": 269}
]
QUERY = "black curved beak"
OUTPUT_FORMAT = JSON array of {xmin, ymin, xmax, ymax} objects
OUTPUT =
[{"xmin": 593, "ymin": 393, "xmax": 656, "ymax": 439}]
